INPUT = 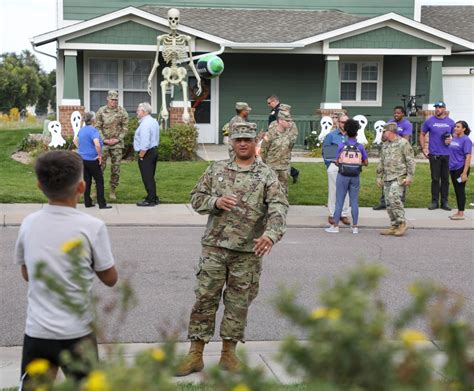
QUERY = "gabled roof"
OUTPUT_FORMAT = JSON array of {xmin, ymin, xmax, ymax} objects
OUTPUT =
[
  {"xmin": 140, "ymin": 6, "xmax": 366, "ymax": 43},
  {"xmin": 421, "ymin": 6, "xmax": 473, "ymax": 43}
]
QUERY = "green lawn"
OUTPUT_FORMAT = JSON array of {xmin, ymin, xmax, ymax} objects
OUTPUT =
[{"xmin": 0, "ymin": 128, "xmax": 472, "ymax": 208}]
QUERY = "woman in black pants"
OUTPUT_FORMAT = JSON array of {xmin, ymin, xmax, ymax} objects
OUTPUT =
[
  {"xmin": 447, "ymin": 121, "xmax": 472, "ymax": 220},
  {"xmin": 76, "ymin": 112, "xmax": 112, "ymax": 209}
]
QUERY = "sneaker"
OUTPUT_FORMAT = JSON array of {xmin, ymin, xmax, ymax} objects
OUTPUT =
[
  {"xmin": 325, "ymin": 225, "xmax": 339, "ymax": 233},
  {"xmin": 351, "ymin": 226, "xmax": 359, "ymax": 234}
]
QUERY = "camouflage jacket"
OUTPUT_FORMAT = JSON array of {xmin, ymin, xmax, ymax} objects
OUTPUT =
[
  {"xmin": 191, "ymin": 159, "xmax": 288, "ymax": 252},
  {"xmin": 96, "ymin": 105, "xmax": 129, "ymax": 149},
  {"xmin": 377, "ymin": 137, "xmax": 416, "ymax": 182},
  {"xmin": 260, "ymin": 122, "xmax": 298, "ymax": 170},
  {"xmin": 228, "ymin": 115, "xmax": 247, "ymax": 136}
]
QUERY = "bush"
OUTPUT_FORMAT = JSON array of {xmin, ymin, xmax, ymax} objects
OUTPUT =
[
  {"xmin": 168, "ymin": 123, "xmax": 198, "ymax": 161},
  {"xmin": 157, "ymin": 131, "xmax": 173, "ymax": 161}
]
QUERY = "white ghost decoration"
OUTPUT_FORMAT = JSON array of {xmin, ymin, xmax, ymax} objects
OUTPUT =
[
  {"xmin": 353, "ymin": 115, "xmax": 368, "ymax": 145},
  {"xmin": 318, "ymin": 116, "xmax": 333, "ymax": 142},
  {"xmin": 373, "ymin": 120, "xmax": 386, "ymax": 145},
  {"xmin": 70, "ymin": 111, "xmax": 82, "ymax": 138},
  {"xmin": 48, "ymin": 121, "xmax": 66, "ymax": 148}
]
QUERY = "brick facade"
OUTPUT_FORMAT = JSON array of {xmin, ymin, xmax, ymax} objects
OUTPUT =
[
  {"xmin": 169, "ymin": 106, "xmax": 195, "ymax": 127},
  {"xmin": 58, "ymin": 105, "xmax": 85, "ymax": 136}
]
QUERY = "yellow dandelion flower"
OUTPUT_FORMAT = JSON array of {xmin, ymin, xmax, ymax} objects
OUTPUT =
[
  {"xmin": 151, "ymin": 347, "xmax": 166, "ymax": 362},
  {"xmin": 83, "ymin": 370, "xmax": 109, "ymax": 391},
  {"xmin": 311, "ymin": 307, "xmax": 328, "ymax": 320},
  {"xmin": 26, "ymin": 359, "xmax": 50, "ymax": 376},
  {"xmin": 61, "ymin": 238, "xmax": 83, "ymax": 254},
  {"xmin": 327, "ymin": 308, "xmax": 342, "ymax": 321},
  {"xmin": 35, "ymin": 387, "xmax": 48, "ymax": 391},
  {"xmin": 400, "ymin": 329, "xmax": 428, "ymax": 348},
  {"xmin": 233, "ymin": 383, "xmax": 251, "ymax": 391},
  {"xmin": 408, "ymin": 283, "xmax": 420, "ymax": 296}
]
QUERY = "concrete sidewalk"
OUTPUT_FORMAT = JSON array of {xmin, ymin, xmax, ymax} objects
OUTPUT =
[{"xmin": 1, "ymin": 203, "xmax": 472, "ymax": 229}]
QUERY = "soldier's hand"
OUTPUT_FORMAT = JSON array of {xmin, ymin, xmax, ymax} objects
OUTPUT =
[
  {"xmin": 253, "ymin": 236, "xmax": 273, "ymax": 257},
  {"xmin": 402, "ymin": 178, "xmax": 412, "ymax": 187},
  {"xmin": 216, "ymin": 195, "xmax": 238, "ymax": 211}
]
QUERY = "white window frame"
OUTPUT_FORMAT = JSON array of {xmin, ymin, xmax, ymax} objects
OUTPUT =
[{"xmin": 340, "ymin": 58, "xmax": 383, "ymax": 107}]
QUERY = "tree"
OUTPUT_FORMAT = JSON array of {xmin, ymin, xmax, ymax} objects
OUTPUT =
[{"xmin": 37, "ymin": 70, "xmax": 56, "ymax": 115}]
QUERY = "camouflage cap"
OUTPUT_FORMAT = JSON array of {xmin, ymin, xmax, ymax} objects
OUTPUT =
[
  {"xmin": 383, "ymin": 123, "xmax": 398, "ymax": 132},
  {"xmin": 279, "ymin": 103, "xmax": 292, "ymax": 112},
  {"xmin": 236, "ymin": 102, "xmax": 252, "ymax": 111},
  {"xmin": 277, "ymin": 110, "xmax": 292, "ymax": 121},
  {"xmin": 107, "ymin": 90, "xmax": 119, "ymax": 100},
  {"xmin": 230, "ymin": 122, "xmax": 257, "ymax": 139}
]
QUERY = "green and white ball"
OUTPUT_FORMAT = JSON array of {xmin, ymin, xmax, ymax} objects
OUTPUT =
[{"xmin": 196, "ymin": 55, "xmax": 224, "ymax": 79}]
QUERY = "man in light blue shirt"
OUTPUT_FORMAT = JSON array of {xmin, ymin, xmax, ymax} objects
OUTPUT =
[{"xmin": 134, "ymin": 102, "xmax": 160, "ymax": 206}]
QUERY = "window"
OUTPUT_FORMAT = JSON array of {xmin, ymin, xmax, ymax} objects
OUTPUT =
[
  {"xmin": 89, "ymin": 58, "xmax": 152, "ymax": 112},
  {"xmin": 340, "ymin": 61, "xmax": 382, "ymax": 106}
]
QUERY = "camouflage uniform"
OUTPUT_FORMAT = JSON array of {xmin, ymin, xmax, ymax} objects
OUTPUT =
[
  {"xmin": 260, "ymin": 113, "xmax": 298, "ymax": 193},
  {"xmin": 96, "ymin": 102, "xmax": 129, "ymax": 191},
  {"xmin": 188, "ymin": 156, "xmax": 288, "ymax": 343},
  {"xmin": 377, "ymin": 136, "xmax": 416, "ymax": 227}
]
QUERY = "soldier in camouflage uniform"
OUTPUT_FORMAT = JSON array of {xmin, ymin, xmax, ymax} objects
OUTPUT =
[
  {"xmin": 260, "ymin": 109, "xmax": 298, "ymax": 194},
  {"xmin": 95, "ymin": 90, "xmax": 129, "ymax": 200},
  {"xmin": 376, "ymin": 123, "xmax": 416, "ymax": 236},
  {"xmin": 226, "ymin": 102, "xmax": 251, "ymax": 159},
  {"xmin": 176, "ymin": 123, "xmax": 288, "ymax": 376}
]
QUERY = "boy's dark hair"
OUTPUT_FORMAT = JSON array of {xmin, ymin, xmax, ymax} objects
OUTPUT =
[
  {"xmin": 344, "ymin": 118, "xmax": 360, "ymax": 138},
  {"xmin": 35, "ymin": 151, "xmax": 83, "ymax": 201},
  {"xmin": 393, "ymin": 106, "xmax": 406, "ymax": 115}
]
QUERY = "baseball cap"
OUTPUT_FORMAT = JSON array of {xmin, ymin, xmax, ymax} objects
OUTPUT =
[
  {"xmin": 230, "ymin": 122, "xmax": 257, "ymax": 139},
  {"xmin": 235, "ymin": 102, "xmax": 252, "ymax": 111},
  {"xmin": 107, "ymin": 90, "xmax": 119, "ymax": 100},
  {"xmin": 433, "ymin": 101, "xmax": 446, "ymax": 108}
]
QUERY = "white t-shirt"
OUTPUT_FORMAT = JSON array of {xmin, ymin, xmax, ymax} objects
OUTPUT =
[{"xmin": 14, "ymin": 205, "xmax": 115, "ymax": 340}]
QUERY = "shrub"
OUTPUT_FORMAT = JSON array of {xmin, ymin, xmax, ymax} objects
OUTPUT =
[
  {"xmin": 168, "ymin": 123, "xmax": 198, "ymax": 161},
  {"xmin": 157, "ymin": 131, "xmax": 173, "ymax": 161}
]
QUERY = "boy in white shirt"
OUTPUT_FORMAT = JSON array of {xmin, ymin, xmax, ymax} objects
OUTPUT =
[{"xmin": 14, "ymin": 151, "xmax": 118, "ymax": 386}]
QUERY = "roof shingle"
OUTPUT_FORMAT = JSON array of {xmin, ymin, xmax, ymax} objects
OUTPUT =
[{"xmin": 421, "ymin": 6, "xmax": 473, "ymax": 43}]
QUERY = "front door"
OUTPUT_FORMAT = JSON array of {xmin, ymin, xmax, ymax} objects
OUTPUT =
[{"xmin": 189, "ymin": 76, "xmax": 219, "ymax": 144}]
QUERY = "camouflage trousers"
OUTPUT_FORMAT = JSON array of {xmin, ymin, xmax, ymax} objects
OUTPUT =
[
  {"xmin": 275, "ymin": 169, "xmax": 289, "ymax": 196},
  {"xmin": 383, "ymin": 179, "xmax": 406, "ymax": 226},
  {"xmin": 101, "ymin": 147, "xmax": 122, "ymax": 191},
  {"xmin": 188, "ymin": 245, "xmax": 263, "ymax": 343}
]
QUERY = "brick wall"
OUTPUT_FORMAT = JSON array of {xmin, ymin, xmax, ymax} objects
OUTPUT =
[
  {"xmin": 58, "ymin": 105, "xmax": 85, "ymax": 136},
  {"xmin": 169, "ymin": 107, "xmax": 195, "ymax": 127}
]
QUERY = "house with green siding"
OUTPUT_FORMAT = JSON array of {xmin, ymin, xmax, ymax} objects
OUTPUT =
[{"xmin": 31, "ymin": 0, "xmax": 473, "ymax": 143}]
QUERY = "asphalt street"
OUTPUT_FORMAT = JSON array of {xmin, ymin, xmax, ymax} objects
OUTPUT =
[{"xmin": 1, "ymin": 226, "xmax": 473, "ymax": 346}]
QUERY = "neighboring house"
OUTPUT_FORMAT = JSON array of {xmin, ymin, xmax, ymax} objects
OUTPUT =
[{"xmin": 31, "ymin": 0, "xmax": 473, "ymax": 143}]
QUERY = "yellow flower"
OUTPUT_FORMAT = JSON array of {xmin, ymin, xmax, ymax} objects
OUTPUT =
[
  {"xmin": 151, "ymin": 347, "xmax": 166, "ymax": 362},
  {"xmin": 327, "ymin": 308, "xmax": 341, "ymax": 321},
  {"xmin": 61, "ymin": 238, "xmax": 83, "ymax": 254},
  {"xmin": 83, "ymin": 370, "xmax": 109, "ymax": 391},
  {"xmin": 233, "ymin": 384, "xmax": 251, "ymax": 391},
  {"xmin": 408, "ymin": 282, "xmax": 420, "ymax": 296},
  {"xmin": 26, "ymin": 359, "xmax": 50, "ymax": 376},
  {"xmin": 400, "ymin": 329, "xmax": 428, "ymax": 348},
  {"xmin": 311, "ymin": 307, "xmax": 341, "ymax": 321},
  {"xmin": 35, "ymin": 387, "xmax": 47, "ymax": 391}
]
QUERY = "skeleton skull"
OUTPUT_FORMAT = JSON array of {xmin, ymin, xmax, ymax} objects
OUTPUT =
[
  {"xmin": 168, "ymin": 8, "xmax": 180, "ymax": 29},
  {"xmin": 373, "ymin": 120, "xmax": 386, "ymax": 145},
  {"xmin": 318, "ymin": 116, "xmax": 333, "ymax": 142}
]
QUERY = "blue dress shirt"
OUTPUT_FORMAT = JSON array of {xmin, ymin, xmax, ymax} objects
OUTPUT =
[{"xmin": 134, "ymin": 114, "xmax": 159, "ymax": 152}]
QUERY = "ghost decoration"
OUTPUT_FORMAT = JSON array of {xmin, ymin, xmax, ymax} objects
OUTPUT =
[
  {"xmin": 318, "ymin": 116, "xmax": 333, "ymax": 142},
  {"xmin": 353, "ymin": 115, "xmax": 368, "ymax": 145},
  {"xmin": 48, "ymin": 121, "xmax": 66, "ymax": 148},
  {"xmin": 373, "ymin": 120, "xmax": 386, "ymax": 145},
  {"xmin": 70, "ymin": 111, "xmax": 82, "ymax": 139}
]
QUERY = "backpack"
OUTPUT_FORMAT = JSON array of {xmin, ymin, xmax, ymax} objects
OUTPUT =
[{"xmin": 338, "ymin": 142, "xmax": 362, "ymax": 176}]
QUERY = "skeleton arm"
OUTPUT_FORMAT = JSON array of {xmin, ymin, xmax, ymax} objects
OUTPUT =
[
  {"xmin": 148, "ymin": 35, "xmax": 164, "ymax": 96},
  {"xmin": 185, "ymin": 35, "xmax": 202, "ymax": 96}
]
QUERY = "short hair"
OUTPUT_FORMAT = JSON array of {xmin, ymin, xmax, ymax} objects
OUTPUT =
[
  {"xmin": 138, "ymin": 102, "xmax": 152, "ymax": 114},
  {"xmin": 456, "ymin": 120, "xmax": 471, "ymax": 136},
  {"xmin": 344, "ymin": 119, "xmax": 360, "ymax": 138},
  {"xmin": 393, "ymin": 106, "xmax": 406, "ymax": 115},
  {"xmin": 266, "ymin": 94, "xmax": 279, "ymax": 102},
  {"xmin": 83, "ymin": 111, "xmax": 95, "ymax": 125},
  {"xmin": 35, "ymin": 151, "xmax": 83, "ymax": 201}
]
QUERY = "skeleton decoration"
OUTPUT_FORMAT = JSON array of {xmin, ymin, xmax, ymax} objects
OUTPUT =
[
  {"xmin": 373, "ymin": 120, "xmax": 386, "ymax": 145},
  {"xmin": 318, "ymin": 116, "xmax": 333, "ymax": 142},
  {"xmin": 353, "ymin": 115, "xmax": 369, "ymax": 145},
  {"xmin": 70, "ymin": 111, "xmax": 82, "ymax": 139},
  {"xmin": 47, "ymin": 121, "xmax": 66, "ymax": 148},
  {"xmin": 148, "ymin": 8, "xmax": 202, "ymax": 124}
]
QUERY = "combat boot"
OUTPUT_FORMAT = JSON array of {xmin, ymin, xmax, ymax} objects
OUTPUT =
[
  {"xmin": 109, "ymin": 190, "xmax": 117, "ymax": 201},
  {"xmin": 394, "ymin": 222, "xmax": 408, "ymax": 237},
  {"xmin": 380, "ymin": 226, "xmax": 397, "ymax": 235},
  {"xmin": 218, "ymin": 340, "xmax": 242, "ymax": 372},
  {"xmin": 175, "ymin": 340, "xmax": 205, "ymax": 377}
]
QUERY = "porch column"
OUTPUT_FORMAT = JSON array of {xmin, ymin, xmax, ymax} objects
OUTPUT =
[
  {"xmin": 59, "ymin": 50, "xmax": 83, "ymax": 136},
  {"xmin": 422, "ymin": 56, "xmax": 444, "ymax": 111},
  {"xmin": 319, "ymin": 55, "xmax": 342, "ymax": 116}
]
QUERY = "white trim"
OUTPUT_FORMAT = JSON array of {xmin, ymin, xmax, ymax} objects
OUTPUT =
[
  {"xmin": 429, "ymin": 56, "xmax": 444, "ymax": 62},
  {"xmin": 60, "ymin": 43, "xmax": 159, "ymax": 51},
  {"xmin": 170, "ymin": 101, "xmax": 191, "ymax": 108},
  {"xmin": 324, "ymin": 48, "xmax": 450, "ymax": 56},
  {"xmin": 442, "ymin": 67, "xmax": 473, "ymax": 75},
  {"xmin": 410, "ymin": 56, "xmax": 417, "ymax": 96},
  {"xmin": 213, "ymin": 77, "xmax": 219, "ymax": 145},
  {"xmin": 423, "ymin": 103, "xmax": 435, "ymax": 111},
  {"xmin": 61, "ymin": 99, "xmax": 81, "ymax": 106},
  {"xmin": 414, "ymin": 0, "xmax": 473, "ymax": 22},
  {"xmin": 320, "ymin": 102, "xmax": 342, "ymax": 109},
  {"xmin": 64, "ymin": 50, "xmax": 77, "ymax": 56},
  {"xmin": 326, "ymin": 55, "xmax": 340, "ymax": 61}
]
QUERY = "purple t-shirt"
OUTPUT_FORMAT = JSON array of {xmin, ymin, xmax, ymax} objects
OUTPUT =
[
  {"xmin": 448, "ymin": 135, "xmax": 472, "ymax": 171},
  {"xmin": 337, "ymin": 138, "xmax": 368, "ymax": 162},
  {"xmin": 387, "ymin": 118, "xmax": 413, "ymax": 138},
  {"xmin": 421, "ymin": 116, "xmax": 455, "ymax": 156}
]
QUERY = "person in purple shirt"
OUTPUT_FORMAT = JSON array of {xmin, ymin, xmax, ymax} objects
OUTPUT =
[
  {"xmin": 325, "ymin": 119, "xmax": 368, "ymax": 234},
  {"xmin": 446, "ymin": 121, "xmax": 472, "ymax": 220},
  {"xmin": 373, "ymin": 106, "xmax": 413, "ymax": 210},
  {"xmin": 419, "ymin": 101, "xmax": 455, "ymax": 210}
]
